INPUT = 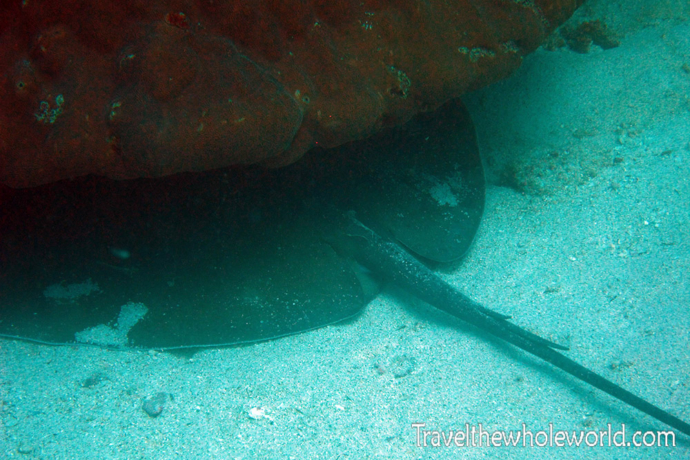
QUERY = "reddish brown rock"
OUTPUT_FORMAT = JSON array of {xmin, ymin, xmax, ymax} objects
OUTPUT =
[{"xmin": 0, "ymin": 0, "xmax": 583, "ymax": 188}]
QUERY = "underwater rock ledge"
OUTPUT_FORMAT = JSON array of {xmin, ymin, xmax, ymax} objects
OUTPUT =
[{"xmin": 1, "ymin": 0, "xmax": 582, "ymax": 188}]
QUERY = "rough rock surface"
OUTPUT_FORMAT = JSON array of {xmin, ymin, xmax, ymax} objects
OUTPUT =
[{"xmin": 0, "ymin": 0, "xmax": 582, "ymax": 188}]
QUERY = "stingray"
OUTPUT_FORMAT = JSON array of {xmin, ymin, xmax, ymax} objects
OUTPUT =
[{"xmin": 0, "ymin": 100, "xmax": 688, "ymax": 436}]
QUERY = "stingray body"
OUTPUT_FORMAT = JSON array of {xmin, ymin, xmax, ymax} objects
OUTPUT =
[{"xmin": 0, "ymin": 101, "xmax": 688, "ymax": 435}]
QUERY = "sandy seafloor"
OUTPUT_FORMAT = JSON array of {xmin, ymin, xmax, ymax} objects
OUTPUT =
[{"xmin": 2, "ymin": 2, "xmax": 690, "ymax": 459}]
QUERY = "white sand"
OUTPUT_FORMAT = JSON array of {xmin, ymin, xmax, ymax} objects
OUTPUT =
[{"xmin": 1, "ymin": 2, "xmax": 689, "ymax": 458}]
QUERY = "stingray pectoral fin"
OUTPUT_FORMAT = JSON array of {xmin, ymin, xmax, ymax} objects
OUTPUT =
[
  {"xmin": 125, "ymin": 215, "xmax": 369, "ymax": 349},
  {"xmin": 315, "ymin": 99, "xmax": 485, "ymax": 264}
]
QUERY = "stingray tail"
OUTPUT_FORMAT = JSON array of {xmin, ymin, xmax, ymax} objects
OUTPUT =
[
  {"xmin": 337, "ymin": 214, "xmax": 690, "ymax": 436},
  {"xmin": 420, "ymin": 278, "xmax": 690, "ymax": 437},
  {"xmin": 500, "ymin": 324, "xmax": 690, "ymax": 437}
]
